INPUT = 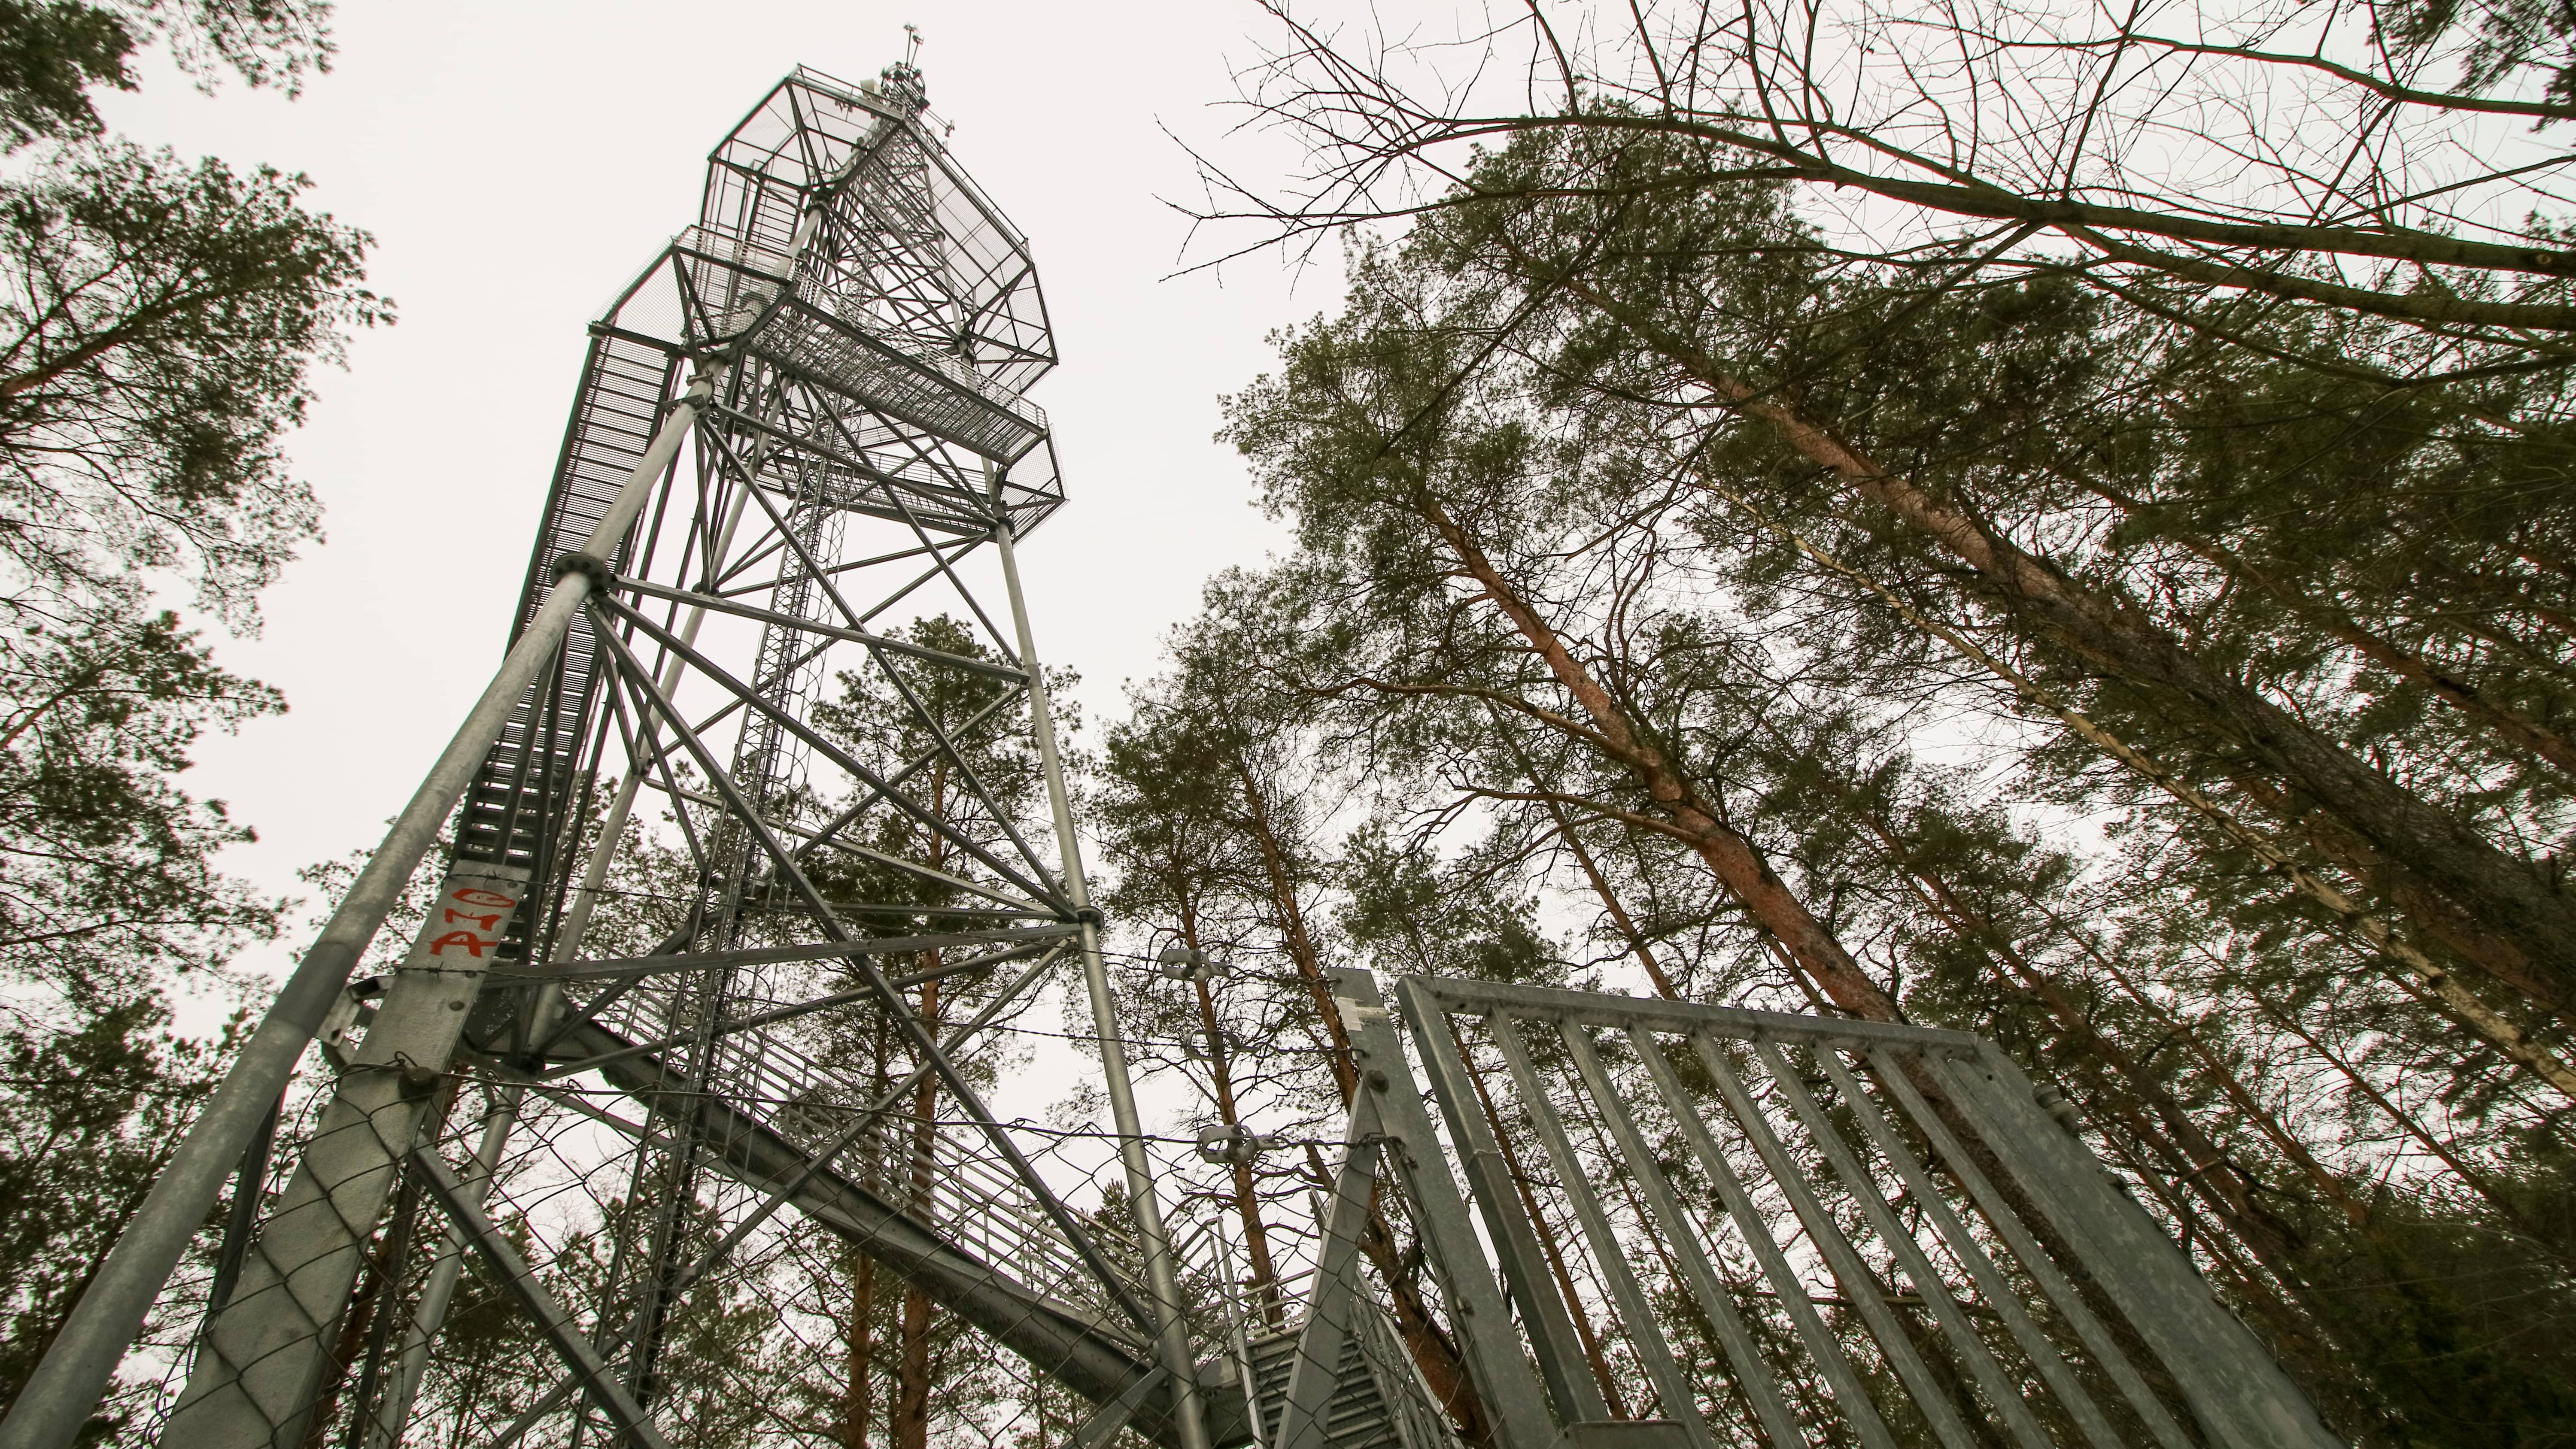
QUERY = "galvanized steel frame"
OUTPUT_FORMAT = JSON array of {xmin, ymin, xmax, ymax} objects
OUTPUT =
[
  {"xmin": 1361, "ymin": 974, "xmax": 2342, "ymax": 1449},
  {"xmin": 3, "ymin": 61, "xmax": 1212, "ymax": 1449}
]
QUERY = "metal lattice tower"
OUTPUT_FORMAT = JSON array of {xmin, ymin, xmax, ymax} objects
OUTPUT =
[
  {"xmin": 0, "ymin": 60, "xmax": 2348, "ymax": 1449},
  {"xmin": 113, "ymin": 61, "xmax": 1214, "ymax": 1449}
]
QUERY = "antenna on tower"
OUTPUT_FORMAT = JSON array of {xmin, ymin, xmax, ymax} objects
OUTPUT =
[{"xmin": 904, "ymin": 21, "xmax": 921, "ymax": 65}]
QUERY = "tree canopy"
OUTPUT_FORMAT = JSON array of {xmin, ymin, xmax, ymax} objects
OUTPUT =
[
  {"xmin": 0, "ymin": 0, "xmax": 379, "ymax": 1434},
  {"xmin": 1100, "ymin": 7, "xmax": 2576, "ymax": 1435}
]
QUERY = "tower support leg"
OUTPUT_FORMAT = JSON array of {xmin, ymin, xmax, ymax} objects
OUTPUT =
[
  {"xmin": 994, "ymin": 518, "xmax": 1212, "ymax": 1449},
  {"xmin": 0, "ymin": 372, "xmax": 714, "ymax": 1449},
  {"xmin": 166, "ymin": 864, "xmax": 532, "ymax": 1449}
]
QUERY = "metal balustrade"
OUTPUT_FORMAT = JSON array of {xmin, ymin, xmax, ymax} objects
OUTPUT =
[
  {"xmin": 1251, "ymin": 970, "xmax": 2346, "ymax": 1449},
  {"xmin": 586, "ymin": 973, "xmax": 1153, "ymax": 1315}
]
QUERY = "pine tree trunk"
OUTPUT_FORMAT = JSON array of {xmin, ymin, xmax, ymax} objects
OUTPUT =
[
  {"xmin": 1186, "ymin": 915, "xmax": 1285, "ymax": 1328},
  {"xmin": 2073, "ymin": 476, "xmax": 2576, "ymax": 776},
  {"xmin": 895, "ymin": 945, "xmax": 942, "ymax": 1449},
  {"xmin": 1413, "ymin": 492, "xmax": 1899, "ymax": 1021},
  {"xmin": 1486, "ymin": 703, "xmax": 1680, "ymax": 996},
  {"xmin": 2216, "ymin": 767, "xmax": 2571, "ymax": 1019},
  {"xmin": 1751, "ymin": 390, "xmax": 2576, "ymax": 980},
  {"xmin": 1227, "ymin": 754, "xmax": 1360, "ymax": 1100},
  {"xmin": 844, "ymin": 1247, "xmax": 877, "ymax": 1449},
  {"xmin": 1562, "ymin": 277, "xmax": 2576, "ymax": 991},
  {"xmin": 844, "ymin": 1037, "xmax": 894, "ymax": 1449},
  {"xmin": 1706, "ymin": 481, "xmax": 2576, "ymax": 1092},
  {"xmin": 894, "ymin": 1280, "xmax": 932, "ymax": 1449},
  {"xmin": 1219, "ymin": 742, "xmax": 1495, "ymax": 1445}
]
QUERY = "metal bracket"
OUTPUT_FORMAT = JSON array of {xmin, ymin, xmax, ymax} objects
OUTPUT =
[
  {"xmin": 552, "ymin": 551, "xmax": 616, "ymax": 590},
  {"xmin": 316, "ymin": 975, "xmax": 388, "ymax": 1068}
]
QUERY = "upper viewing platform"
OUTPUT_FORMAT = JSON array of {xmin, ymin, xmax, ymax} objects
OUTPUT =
[{"xmin": 589, "ymin": 64, "xmax": 1063, "ymax": 538}]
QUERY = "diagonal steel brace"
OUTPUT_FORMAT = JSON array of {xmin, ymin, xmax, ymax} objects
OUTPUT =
[
  {"xmin": 406, "ymin": 1146, "xmax": 674, "ymax": 1449},
  {"xmin": 1274, "ymin": 1088, "xmax": 1383, "ymax": 1449},
  {"xmin": 587, "ymin": 614, "xmax": 1158, "ymax": 1334}
]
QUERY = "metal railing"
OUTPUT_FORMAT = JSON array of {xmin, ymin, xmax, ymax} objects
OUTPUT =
[
  {"xmin": 590, "ymin": 979, "xmax": 1151, "ymax": 1315},
  {"xmin": 1375, "ymin": 972, "xmax": 2345, "ymax": 1449}
]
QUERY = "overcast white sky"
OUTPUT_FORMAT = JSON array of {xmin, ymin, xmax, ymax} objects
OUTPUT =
[{"xmin": 95, "ymin": 0, "xmax": 1358, "ymax": 979}]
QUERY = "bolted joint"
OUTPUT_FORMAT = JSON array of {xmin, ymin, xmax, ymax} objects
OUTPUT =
[
  {"xmin": 350, "ymin": 1054, "xmax": 446, "ymax": 1098},
  {"xmin": 553, "ymin": 551, "xmax": 616, "ymax": 592},
  {"xmin": 1195, "ymin": 1122, "xmax": 1266, "ymax": 1167},
  {"xmin": 1157, "ymin": 944, "xmax": 1230, "ymax": 982},
  {"xmin": 1073, "ymin": 906, "xmax": 1104, "ymax": 926},
  {"xmin": 2032, "ymin": 1082, "xmax": 2085, "ymax": 1134}
]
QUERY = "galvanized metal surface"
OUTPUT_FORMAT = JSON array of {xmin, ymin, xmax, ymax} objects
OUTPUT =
[
  {"xmin": 1, "ymin": 56, "xmax": 2347, "ymax": 1449},
  {"xmin": 1369, "ymin": 974, "xmax": 2340, "ymax": 1449},
  {"xmin": 5, "ymin": 60, "xmax": 1212, "ymax": 1449}
]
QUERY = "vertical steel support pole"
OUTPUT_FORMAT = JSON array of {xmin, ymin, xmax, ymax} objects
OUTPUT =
[
  {"xmin": 1396, "ymin": 985, "xmax": 1607, "ymax": 1427},
  {"xmin": 1863, "ymin": 1047, "xmax": 2192, "ymax": 1449},
  {"xmin": 1689, "ymin": 1032, "xmax": 1979, "ymax": 1449},
  {"xmin": 1352, "ymin": 974, "xmax": 1558, "ymax": 1449},
  {"xmin": 992, "ymin": 518, "xmax": 1210, "ymax": 1449},
  {"xmin": 169, "ymin": 862, "xmax": 533, "ymax": 1448},
  {"xmin": 1555, "ymin": 1029, "xmax": 1802, "ymax": 1449},
  {"xmin": 1480, "ymin": 1013, "xmax": 1714, "ymax": 1449},
  {"xmin": 0, "ymin": 372, "xmax": 714, "ymax": 1449},
  {"xmin": 1619, "ymin": 1027, "xmax": 1898, "ymax": 1449}
]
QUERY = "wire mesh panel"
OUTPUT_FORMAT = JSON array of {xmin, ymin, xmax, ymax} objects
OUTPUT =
[{"xmin": 1350, "ymin": 975, "xmax": 2342, "ymax": 1449}]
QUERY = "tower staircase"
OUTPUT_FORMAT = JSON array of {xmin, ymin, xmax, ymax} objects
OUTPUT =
[{"xmin": 1244, "ymin": 1307, "xmax": 1458, "ymax": 1449}]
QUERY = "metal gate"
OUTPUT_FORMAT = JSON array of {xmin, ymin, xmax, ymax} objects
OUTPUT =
[{"xmin": 1278, "ymin": 970, "xmax": 2341, "ymax": 1449}]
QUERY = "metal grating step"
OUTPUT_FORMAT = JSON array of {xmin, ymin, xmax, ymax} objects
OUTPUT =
[
  {"xmin": 452, "ymin": 331, "xmax": 679, "ymax": 897},
  {"xmin": 747, "ymin": 284, "xmax": 1050, "ymax": 464},
  {"xmin": 1247, "ymin": 1325, "xmax": 1409, "ymax": 1449}
]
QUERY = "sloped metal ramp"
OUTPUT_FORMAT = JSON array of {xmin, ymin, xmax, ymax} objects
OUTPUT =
[
  {"xmin": 512, "ymin": 1013, "xmax": 1258, "ymax": 1449},
  {"xmin": 746, "ymin": 275, "xmax": 1049, "ymax": 463},
  {"xmin": 453, "ymin": 332, "xmax": 677, "ymax": 877},
  {"xmin": 1279, "ymin": 971, "xmax": 2343, "ymax": 1449}
]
